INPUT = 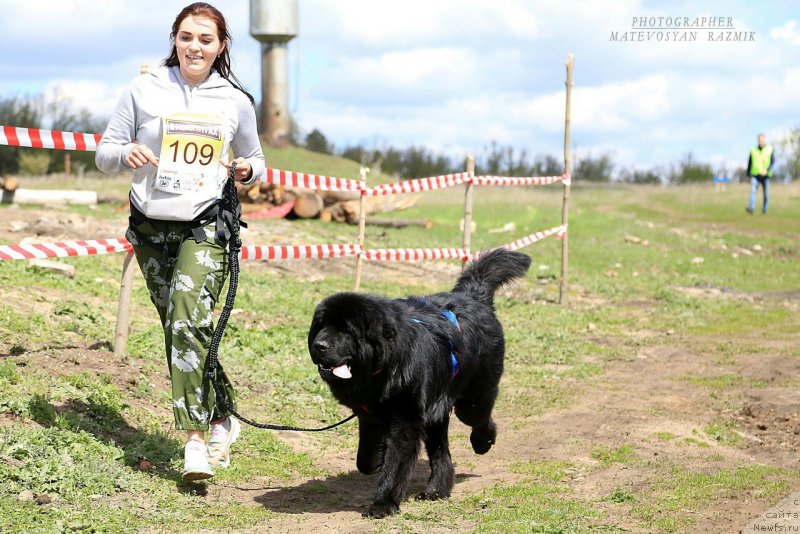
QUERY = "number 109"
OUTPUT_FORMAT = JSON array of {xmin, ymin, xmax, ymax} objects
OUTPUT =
[{"xmin": 168, "ymin": 140, "xmax": 215, "ymax": 165}]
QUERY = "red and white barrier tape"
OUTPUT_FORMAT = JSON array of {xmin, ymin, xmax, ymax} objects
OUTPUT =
[
  {"xmin": 501, "ymin": 224, "xmax": 568, "ymax": 252},
  {"xmin": 361, "ymin": 248, "xmax": 470, "ymax": 262},
  {"xmin": 0, "ymin": 225, "xmax": 565, "ymax": 263},
  {"xmin": 471, "ymin": 173, "xmax": 571, "ymax": 187},
  {"xmin": 263, "ymin": 168, "xmax": 365, "ymax": 192},
  {"xmin": 0, "ymin": 126, "xmax": 571, "ymax": 190},
  {"xmin": 0, "ymin": 126, "xmax": 102, "ymax": 152},
  {"xmin": 240, "ymin": 243, "xmax": 361, "ymax": 261},
  {"xmin": 0, "ymin": 238, "xmax": 132, "ymax": 261},
  {"xmin": 364, "ymin": 172, "xmax": 470, "ymax": 196}
]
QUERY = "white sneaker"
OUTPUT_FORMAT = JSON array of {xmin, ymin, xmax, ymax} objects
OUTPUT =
[
  {"xmin": 207, "ymin": 417, "xmax": 241, "ymax": 468},
  {"xmin": 182, "ymin": 439, "xmax": 214, "ymax": 481}
]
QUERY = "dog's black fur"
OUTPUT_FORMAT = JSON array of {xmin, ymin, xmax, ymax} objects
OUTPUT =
[{"xmin": 308, "ymin": 249, "xmax": 531, "ymax": 518}]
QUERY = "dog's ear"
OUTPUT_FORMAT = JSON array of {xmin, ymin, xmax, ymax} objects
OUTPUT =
[
  {"xmin": 364, "ymin": 305, "xmax": 398, "ymax": 368},
  {"xmin": 308, "ymin": 300, "xmax": 330, "ymax": 353}
]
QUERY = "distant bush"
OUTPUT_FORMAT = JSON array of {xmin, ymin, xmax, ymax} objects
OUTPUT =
[
  {"xmin": 18, "ymin": 150, "xmax": 51, "ymax": 176},
  {"xmin": 620, "ymin": 168, "xmax": 662, "ymax": 184},
  {"xmin": 669, "ymin": 152, "xmax": 713, "ymax": 184}
]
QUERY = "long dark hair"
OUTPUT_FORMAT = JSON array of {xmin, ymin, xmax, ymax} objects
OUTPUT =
[{"xmin": 162, "ymin": 2, "xmax": 255, "ymax": 105}]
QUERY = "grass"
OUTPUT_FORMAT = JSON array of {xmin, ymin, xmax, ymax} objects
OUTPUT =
[
  {"xmin": 262, "ymin": 145, "xmax": 398, "ymax": 185},
  {"xmin": 1, "ymin": 162, "xmax": 800, "ymax": 531},
  {"xmin": 631, "ymin": 465, "xmax": 800, "ymax": 532},
  {"xmin": 591, "ymin": 444, "xmax": 636, "ymax": 467}
]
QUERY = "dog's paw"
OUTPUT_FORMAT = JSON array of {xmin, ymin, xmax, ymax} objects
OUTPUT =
[
  {"xmin": 363, "ymin": 501, "xmax": 400, "ymax": 519},
  {"xmin": 416, "ymin": 489, "xmax": 447, "ymax": 501},
  {"xmin": 470, "ymin": 422, "xmax": 497, "ymax": 455}
]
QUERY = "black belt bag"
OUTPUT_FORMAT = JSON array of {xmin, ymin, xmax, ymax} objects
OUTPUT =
[{"xmin": 128, "ymin": 195, "xmax": 246, "ymax": 246}]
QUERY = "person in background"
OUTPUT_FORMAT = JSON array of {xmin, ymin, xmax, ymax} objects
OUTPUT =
[
  {"xmin": 746, "ymin": 133, "xmax": 775, "ymax": 215},
  {"xmin": 95, "ymin": 2, "xmax": 265, "ymax": 481}
]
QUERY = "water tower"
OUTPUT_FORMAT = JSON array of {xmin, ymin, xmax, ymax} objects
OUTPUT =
[{"xmin": 250, "ymin": 0, "xmax": 298, "ymax": 147}]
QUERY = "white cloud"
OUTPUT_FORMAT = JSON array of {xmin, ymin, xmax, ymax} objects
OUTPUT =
[
  {"xmin": 345, "ymin": 47, "xmax": 475, "ymax": 87},
  {"xmin": 770, "ymin": 20, "xmax": 800, "ymax": 46}
]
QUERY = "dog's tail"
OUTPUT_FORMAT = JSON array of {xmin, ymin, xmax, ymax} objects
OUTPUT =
[{"xmin": 452, "ymin": 248, "xmax": 532, "ymax": 306}]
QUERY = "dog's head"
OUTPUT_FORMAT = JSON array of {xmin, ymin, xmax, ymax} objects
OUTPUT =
[{"xmin": 308, "ymin": 292, "xmax": 397, "ymax": 383}]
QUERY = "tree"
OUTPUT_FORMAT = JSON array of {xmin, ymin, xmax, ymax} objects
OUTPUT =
[
  {"xmin": 304, "ymin": 128, "xmax": 333, "ymax": 154},
  {"xmin": 45, "ymin": 87, "xmax": 107, "ymax": 173},
  {"xmin": 379, "ymin": 147, "xmax": 403, "ymax": 176},
  {"xmin": 0, "ymin": 94, "xmax": 44, "ymax": 175},
  {"xmin": 574, "ymin": 153, "xmax": 614, "ymax": 182},
  {"xmin": 340, "ymin": 145, "xmax": 369, "ymax": 165},
  {"xmin": 533, "ymin": 154, "xmax": 564, "ymax": 176},
  {"xmin": 0, "ymin": 89, "xmax": 107, "ymax": 175},
  {"xmin": 778, "ymin": 126, "xmax": 800, "ymax": 182},
  {"xmin": 399, "ymin": 146, "xmax": 455, "ymax": 178},
  {"xmin": 669, "ymin": 152, "xmax": 713, "ymax": 184},
  {"xmin": 479, "ymin": 141, "xmax": 535, "ymax": 176},
  {"xmin": 620, "ymin": 168, "xmax": 662, "ymax": 184}
]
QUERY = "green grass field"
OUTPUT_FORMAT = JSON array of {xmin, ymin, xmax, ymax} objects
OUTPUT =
[{"xmin": 1, "ymin": 159, "xmax": 799, "ymax": 532}]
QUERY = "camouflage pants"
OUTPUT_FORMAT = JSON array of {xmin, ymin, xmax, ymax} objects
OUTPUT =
[{"xmin": 126, "ymin": 216, "xmax": 236, "ymax": 431}]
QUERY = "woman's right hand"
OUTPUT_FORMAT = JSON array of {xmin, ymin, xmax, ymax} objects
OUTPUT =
[{"xmin": 126, "ymin": 144, "xmax": 160, "ymax": 169}]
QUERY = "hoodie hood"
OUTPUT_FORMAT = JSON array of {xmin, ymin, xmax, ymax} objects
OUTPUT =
[{"xmin": 152, "ymin": 65, "xmax": 230, "ymax": 91}]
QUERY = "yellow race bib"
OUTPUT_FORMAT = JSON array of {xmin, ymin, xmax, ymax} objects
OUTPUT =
[{"xmin": 155, "ymin": 112, "xmax": 225, "ymax": 194}]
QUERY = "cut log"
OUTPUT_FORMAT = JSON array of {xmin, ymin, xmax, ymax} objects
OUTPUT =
[
  {"xmin": 28, "ymin": 258, "xmax": 76, "ymax": 278},
  {"xmin": 360, "ymin": 217, "xmax": 433, "ymax": 229},
  {"xmin": 319, "ymin": 190, "xmax": 361, "ymax": 204},
  {"xmin": 292, "ymin": 191, "xmax": 324, "ymax": 218},
  {"xmin": 2, "ymin": 176, "xmax": 19, "ymax": 191},
  {"xmin": 231, "ymin": 184, "xmax": 422, "ymax": 223},
  {"xmin": 340, "ymin": 200, "xmax": 360, "ymax": 224},
  {"xmin": 5, "ymin": 188, "xmax": 97, "ymax": 206},
  {"xmin": 245, "ymin": 183, "xmax": 262, "ymax": 202},
  {"xmin": 266, "ymin": 184, "xmax": 285, "ymax": 204}
]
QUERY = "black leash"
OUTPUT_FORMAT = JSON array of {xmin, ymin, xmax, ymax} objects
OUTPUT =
[{"xmin": 204, "ymin": 163, "xmax": 357, "ymax": 432}]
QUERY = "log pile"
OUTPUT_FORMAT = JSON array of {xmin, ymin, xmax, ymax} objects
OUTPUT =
[{"xmin": 236, "ymin": 182, "xmax": 428, "ymax": 226}]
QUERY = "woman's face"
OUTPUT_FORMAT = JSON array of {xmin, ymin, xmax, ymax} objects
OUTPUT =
[{"xmin": 175, "ymin": 15, "xmax": 225, "ymax": 85}]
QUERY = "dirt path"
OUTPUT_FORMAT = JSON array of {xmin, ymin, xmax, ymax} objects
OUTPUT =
[{"xmin": 176, "ymin": 331, "xmax": 798, "ymax": 533}]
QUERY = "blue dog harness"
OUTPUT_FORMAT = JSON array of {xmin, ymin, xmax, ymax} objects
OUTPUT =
[{"xmin": 410, "ymin": 301, "xmax": 461, "ymax": 378}]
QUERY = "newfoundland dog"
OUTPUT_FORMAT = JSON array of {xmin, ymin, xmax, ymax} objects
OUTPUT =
[{"xmin": 308, "ymin": 248, "xmax": 531, "ymax": 518}]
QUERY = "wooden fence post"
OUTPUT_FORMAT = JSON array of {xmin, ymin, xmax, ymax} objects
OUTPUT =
[
  {"xmin": 353, "ymin": 167, "xmax": 368, "ymax": 291},
  {"xmin": 559, "ymin": 54, "xmax": 574, "ymax": 305},
  {"xmin": 113, "ymin": 252, "xmax": 136, "ymax": 356},
  {"xmin": 462, "ymin": 156, "xmax": 475, "ymax": 266}
]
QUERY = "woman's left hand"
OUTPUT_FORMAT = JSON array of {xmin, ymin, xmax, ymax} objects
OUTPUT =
[{"xmin": 221, "ymin": 157, "xmax": 253, "ymax": 182}]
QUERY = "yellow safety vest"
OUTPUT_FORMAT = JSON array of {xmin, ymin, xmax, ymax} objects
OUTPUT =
[{"xmin": 750, "ymin": 145, "xmax": 774, "ymax": 177}]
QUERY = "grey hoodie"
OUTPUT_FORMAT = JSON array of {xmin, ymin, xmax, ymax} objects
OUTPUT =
[{"xmin": 96, "ymin": 66, "xmax": 265, "ymax": 221}]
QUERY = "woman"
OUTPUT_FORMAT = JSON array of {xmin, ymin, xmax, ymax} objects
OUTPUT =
[{"xmin": 96, "ymin": 2, "xmax": 264, "ymax": 481}]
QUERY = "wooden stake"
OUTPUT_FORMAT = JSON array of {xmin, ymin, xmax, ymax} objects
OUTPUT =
[
  {"xmin": 64, "ymin": 152, "xmax": 71, "ymax": 179},
  {"xmin": 353, "ymin": 167, "xmax": 368, "ymax": 291},
  {"xmin": 462, "ymin": 156, "xmax": 475, "ymax": 267},
  {"xmin": 559, "ymin": 54, "xmax": 574, "ymax": 305},
  {"xmin": 113, "ymin": 252, "xmax": 136, "ymax": 356}
]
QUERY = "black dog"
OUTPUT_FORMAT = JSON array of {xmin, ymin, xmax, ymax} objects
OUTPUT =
[{"xmin": 308, "ymin": 249, "xmax": 531, "ymax": 518}]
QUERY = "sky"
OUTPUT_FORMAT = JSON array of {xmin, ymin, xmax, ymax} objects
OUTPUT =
[{"xmin": 1, "ymin": 0, "xmax": 798, "ymax": 175}]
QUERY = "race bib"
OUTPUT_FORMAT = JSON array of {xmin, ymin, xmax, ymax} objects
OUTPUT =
[{"xmin": 155, "ymin": 113, "xmax": 225, "ymax": 194}]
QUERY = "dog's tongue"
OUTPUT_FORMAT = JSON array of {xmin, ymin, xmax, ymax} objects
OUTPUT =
[{"xmin": 332, "ymin": 365, "xmax": 352, "ymax": 379}]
